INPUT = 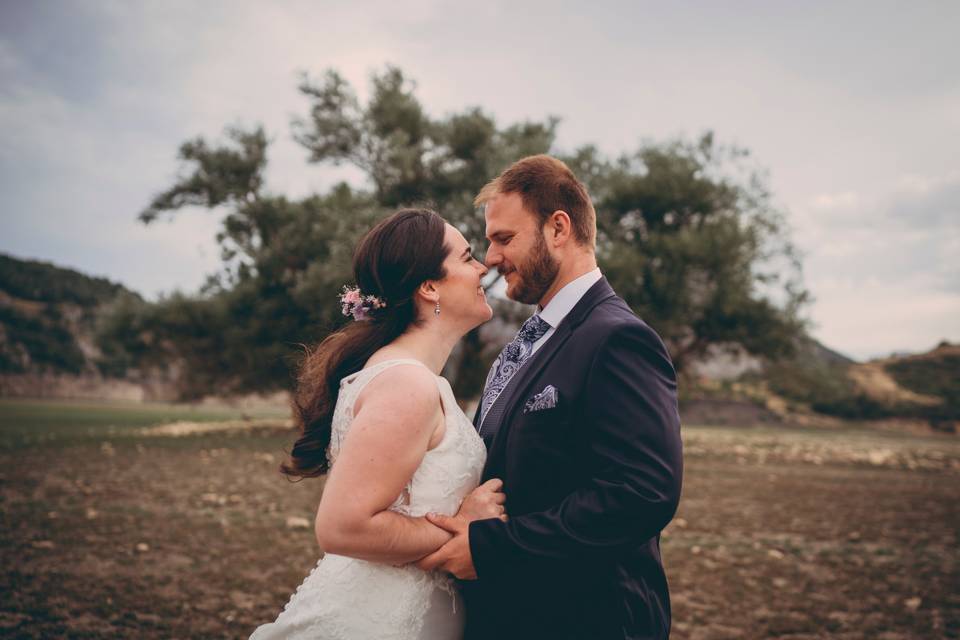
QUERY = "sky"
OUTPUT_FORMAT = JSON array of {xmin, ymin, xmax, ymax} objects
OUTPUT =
[{"xmin": 1, "ymin": 0, "xmax": 957, "ymax": 361}]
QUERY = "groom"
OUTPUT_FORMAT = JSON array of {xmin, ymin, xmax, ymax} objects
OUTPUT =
[{"xmin": 420, "ymin": 155, "xmax": 683, "ymax": 639}]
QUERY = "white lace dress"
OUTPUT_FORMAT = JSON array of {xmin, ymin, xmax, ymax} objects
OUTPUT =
[{"xmin": 250, "ymin": 359, "xmax": 487, "ymax": 640}]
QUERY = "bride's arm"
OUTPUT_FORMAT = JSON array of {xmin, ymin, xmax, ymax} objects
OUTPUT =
[{"xmin": 313, "ymin": 365, "xmax": 455, "ymax": 565}]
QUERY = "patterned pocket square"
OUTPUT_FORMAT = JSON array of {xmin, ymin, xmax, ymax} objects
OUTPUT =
[{"xmin": 523, "ymin": 384, "xmax": 560, "ymax": 414}]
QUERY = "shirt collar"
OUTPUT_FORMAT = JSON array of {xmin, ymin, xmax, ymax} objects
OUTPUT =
[{"xmin": 538, "ymin": 268, "xmax": 603, "ymax": 328}]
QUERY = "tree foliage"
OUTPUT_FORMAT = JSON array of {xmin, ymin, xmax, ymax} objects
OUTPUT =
[
  {"xmin": 139, "ymin": 127, "xmax": 268, "ymax": 223},
  {"xmin": 102, "ymin": 66, "xmax": 808, "ymax": 399},
  {"xmin": 568, "ymin": 134, "xmax": 807, "ymax": 372}
]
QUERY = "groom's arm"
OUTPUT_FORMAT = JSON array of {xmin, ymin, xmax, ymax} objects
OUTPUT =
[{"xmin": 468, "ymin": 320, "xmax": 683, "ymax": 577}]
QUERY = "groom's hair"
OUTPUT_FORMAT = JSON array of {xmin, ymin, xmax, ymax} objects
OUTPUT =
[{"xmin": 475, "ymin": 154, "xmax": 596, "ymax": 248}]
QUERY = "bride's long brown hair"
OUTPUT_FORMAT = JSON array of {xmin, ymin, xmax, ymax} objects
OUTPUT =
[{"xmin": 281, "ymin": 209, "xmax": 451, "ymax": 478}]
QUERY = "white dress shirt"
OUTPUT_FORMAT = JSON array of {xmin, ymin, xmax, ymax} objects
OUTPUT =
[{"xmin": 531, "ymin": 268, "xmax": 603, "ymax": 355}]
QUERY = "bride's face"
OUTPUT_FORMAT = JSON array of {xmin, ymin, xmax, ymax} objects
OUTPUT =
[{"xmin": 435, "ymin": 224, "xmax": 493, "ymax": 329}]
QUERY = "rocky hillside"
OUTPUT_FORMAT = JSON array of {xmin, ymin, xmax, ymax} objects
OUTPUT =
[
  {"xmin": 0, "ymin": 253, "xmax": 139, "ymax": 374},
  {"xmin": 3, "ymin": 252, "xmax": 955, "ymax": 426},
  {"xmin": 861, "ymin": 342, "xmax": 960, "ymax": 428},
  {"xmin": 682, "ymin": 332, "xmax": 958, "ymax": 433},
  {"xmin": 0, "ymin": 254, "xmax": 173, "ymax": 399}
]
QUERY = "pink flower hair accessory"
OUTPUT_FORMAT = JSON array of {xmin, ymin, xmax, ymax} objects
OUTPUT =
[{"xmin": 339, "ymin": 285, "xmax": 386, "ymax": 321}]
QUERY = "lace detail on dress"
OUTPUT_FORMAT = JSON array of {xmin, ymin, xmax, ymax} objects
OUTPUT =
[{"xmin": 250, "ymin": 359, "xmax": 486, "ymax": 640}]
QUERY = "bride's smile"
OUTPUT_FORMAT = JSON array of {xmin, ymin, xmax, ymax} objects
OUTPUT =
[{"xmin": 430, "ymin": 224, "xmax": 492, "ymax": 330}]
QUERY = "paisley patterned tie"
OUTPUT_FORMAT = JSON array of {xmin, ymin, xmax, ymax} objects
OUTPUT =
[{"xmin": 478, "ymin": 314, "xmax": 552, "ymax": 429}]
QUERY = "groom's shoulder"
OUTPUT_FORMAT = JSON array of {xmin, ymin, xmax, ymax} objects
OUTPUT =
[
  {"xmin": 586, "ymin": 293, "xmax": 649, "ymax": 333},
  {"xmin": 584, "ymin": 295, "xmax": 668, "ymax": 353}
]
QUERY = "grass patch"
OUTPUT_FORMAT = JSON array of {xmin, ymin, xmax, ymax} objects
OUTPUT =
[{"xmin": 0, "ymin": 398, "xmax": 288, "ymax": 449}]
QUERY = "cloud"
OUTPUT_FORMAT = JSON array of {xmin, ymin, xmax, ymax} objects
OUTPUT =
[
  {"xmin": 0, "ymin": 1, "xmax": 957, "ymax": 359},
  {"xmin": 811, "ymin": 274, "xmax": 959, "ymax": 359},
  {"xmin": 0, "ymin": 2, "xmax": 391, "ymax": 297},
  {"xmin": 796, "ymin": 173, "xmax": 960, "ymax": 358},
  {"xmin": 888, "ymin": 172, "xmax": 960, "ymax": 227},
  {"xmin": 811, "ymin": 192, "xmax": 860, "ymax": 212}
]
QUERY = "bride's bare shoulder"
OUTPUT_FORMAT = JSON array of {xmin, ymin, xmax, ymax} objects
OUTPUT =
[{"xmin": 353, "ymin": 362, "xmax": 440, "ymax": 419}]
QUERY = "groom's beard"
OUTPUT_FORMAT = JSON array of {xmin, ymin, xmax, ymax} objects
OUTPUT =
[{"xmin": 505, "ymin": 233, "xmax": 560, "ymax": 305}]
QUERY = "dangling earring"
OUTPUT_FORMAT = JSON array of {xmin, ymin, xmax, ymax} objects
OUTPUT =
[{"xmin": 434, "ymin": 301, "xmax": 441, "ymax": 316}]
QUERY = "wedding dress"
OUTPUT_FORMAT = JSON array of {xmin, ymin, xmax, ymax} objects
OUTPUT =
[{"xmin": 250, "ymin": 359, "xmax": 487, "ymax": 640}]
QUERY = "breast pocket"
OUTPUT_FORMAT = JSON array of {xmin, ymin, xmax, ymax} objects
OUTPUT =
[
  {"xmin": 511, "ymin": 403, "xmax": 574, "ymax": 459},
  {"xmin": 508, "ymin": 402, "xmax": 580, "ymax": 507}
]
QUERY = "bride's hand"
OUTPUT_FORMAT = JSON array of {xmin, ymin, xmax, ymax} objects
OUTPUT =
[{"xmin": 456, "ymin": 478, "xmax": 508, "ymax": 523}]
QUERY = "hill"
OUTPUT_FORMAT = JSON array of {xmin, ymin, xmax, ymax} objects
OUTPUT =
[
  {"xmin": 739, "ymin": 337, "xmax": 958, "ymax": 431},
  {"xmin": 873, "ymin": 342, "xmax": 960, "ymax": 428},
  {"xmin": 0, "ymin": 253, "xmax": 140, "ymax": 376},
  {"xmin": 1, "ymin": 253, "xmax": 955, "ymax": 428}
]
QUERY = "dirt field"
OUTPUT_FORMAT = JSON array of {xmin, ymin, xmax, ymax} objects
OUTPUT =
[{"xmin": 1, "ymin": 400, "xmax": 957, "ymax": 639}]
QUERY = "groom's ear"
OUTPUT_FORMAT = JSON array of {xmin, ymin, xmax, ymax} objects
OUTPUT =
[{"xmin": 546, "ymin": 210, "xmax": 573, "ymax": 246}]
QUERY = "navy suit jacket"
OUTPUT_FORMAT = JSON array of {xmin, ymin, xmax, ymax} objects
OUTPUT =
[{"xmin": 463, "ymin": 277, "xmax": 683, "ymax": 640}]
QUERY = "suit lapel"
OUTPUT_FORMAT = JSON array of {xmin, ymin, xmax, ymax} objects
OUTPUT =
[{"xmin": 485, "ymin": 277, "xmax": 617, "ymax": 459}]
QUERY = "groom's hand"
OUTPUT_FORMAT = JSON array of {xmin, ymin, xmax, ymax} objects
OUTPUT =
[{"xmin": 417, "ymin": 513, "xmax": 477, "ymax": 580}]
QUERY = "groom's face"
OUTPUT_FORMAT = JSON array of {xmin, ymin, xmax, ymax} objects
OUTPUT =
[{"xmin": 484, "ymin": 192, "xmax": 560, "ymax": 306}]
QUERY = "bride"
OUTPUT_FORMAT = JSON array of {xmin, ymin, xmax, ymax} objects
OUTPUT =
[{"xmin": 250, "ymin": 209, "xmax": 504, "ymax": 640}]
